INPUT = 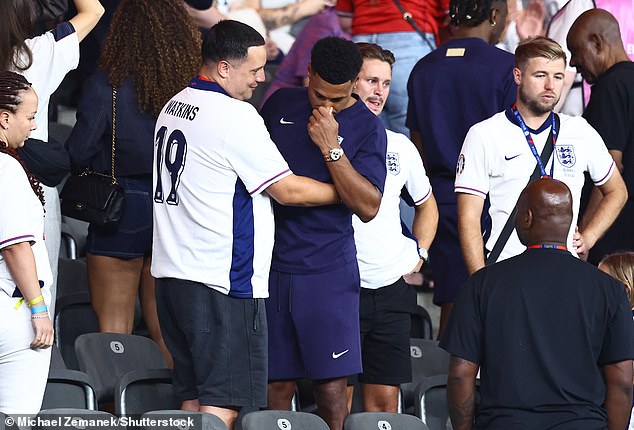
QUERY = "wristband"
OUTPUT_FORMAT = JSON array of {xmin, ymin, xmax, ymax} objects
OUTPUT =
[
  {"xmin": 31, "ymin": 314, "xmax": 49, "ymax": 319},
  {"xmin": 27, "ymin": 295, "xmax": 45, "ymax": 307},
  {"xmin": 30, "ymin": 305, "xmax": 48, "ymax": 315},
  {"xmin": 418, "ymin": 247, "xmax": 429, "ymax": 261}
]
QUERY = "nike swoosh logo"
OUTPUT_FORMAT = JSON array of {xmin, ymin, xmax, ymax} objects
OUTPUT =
[
  {"xmin": 505, "ymin": 154, "xmax": 522, "ymax": 160},
  {"xmin": 332, "ymin": 349, "xmax": 349, "ymax": 359},
  {"xmin": 279, "ymin": 117, "xmax": 294, "ymax": 125}
]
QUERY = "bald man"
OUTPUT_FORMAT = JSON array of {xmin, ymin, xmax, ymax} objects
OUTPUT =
[
  {"xmin": 441, "ymin": 179, "xmax": 634, "ymax": 430},
  {"xmin": 568, "ymin": 9, "xmax": 633, "ymax": 265}
]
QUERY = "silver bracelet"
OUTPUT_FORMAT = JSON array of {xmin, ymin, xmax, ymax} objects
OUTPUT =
[{"xmin": 31, "ymin": 314, "xmax": 49, "ymax": 319}]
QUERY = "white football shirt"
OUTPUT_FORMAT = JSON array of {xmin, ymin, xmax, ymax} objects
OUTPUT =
[
  {"xmin": 455, "ymin": 111, "xmax": 614, "ymax": 262},
  {"xmin": 151, "ymin": 80, "xmax": 291, "ymax": 298},
  {"xmin": 353, "ymin": 130, "xmax": 432, "ymax": 289},
  {"xmin": 0, "ymin": 154, "xmax": 52, "ymax": 297}
]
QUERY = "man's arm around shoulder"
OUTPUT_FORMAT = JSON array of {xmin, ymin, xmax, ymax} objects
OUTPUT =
[{"xmin": 266, "ymin": 174, "xmax": 339, "ymax": 206}]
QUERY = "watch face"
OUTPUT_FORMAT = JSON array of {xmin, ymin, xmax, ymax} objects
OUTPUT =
[{"xmin": 329, "ymin": 148, "xmax": 343, "ymax": 161}]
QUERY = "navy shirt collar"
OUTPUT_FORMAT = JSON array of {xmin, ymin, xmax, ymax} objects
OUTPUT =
[
  {"xmin": 189, "ymin": 76, "xmax": 228, "ymax": 95},
  {"xmin": 505, "ymin": 107, "xmax": 552, "ymax": 134}
]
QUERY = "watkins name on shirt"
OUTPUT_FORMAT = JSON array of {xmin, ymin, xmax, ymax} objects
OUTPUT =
[{"xmin": 164, "ymin": 100, "xmax": 199, "ymax": 121}]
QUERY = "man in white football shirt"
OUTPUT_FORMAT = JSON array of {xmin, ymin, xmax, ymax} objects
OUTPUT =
[
  {"xmin": 456, "ymin": 36, "xmax": 627, "ymax": 274},
  {"xmin": 350, "ymin": 42, "xmax": 438, "ymax": 412},
  {"xmin": 151, "ymin": 20, "xmax": 338, "ymax": 430}
]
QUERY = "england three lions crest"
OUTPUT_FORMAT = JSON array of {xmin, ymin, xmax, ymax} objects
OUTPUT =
[
  {"xmin": 386, "ymin": 152, "xmax": 400, "ymax": 175},
  {"xmin": 556, "ymin": 145, "xmax": 576, "ymax": 167}
]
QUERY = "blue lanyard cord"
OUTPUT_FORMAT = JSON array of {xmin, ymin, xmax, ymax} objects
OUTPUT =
[{"xmin": 511, "ymin": 104, "xmax": 558, "ymax": 178}]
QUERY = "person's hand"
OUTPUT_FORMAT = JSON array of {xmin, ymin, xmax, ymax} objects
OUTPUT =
[
  {"xmin": 183, "ymin": 1, "xmax": 227, "ymax": 28},
  {"xmin": 30, "ymin": 314, "xmax": 54, "ymax": 349},
  {"xmin": 307, "ymin": 106, "xmax": 340, "ymax": 154},
  {"xmin": 299, "ymin": 0, "xmax": 330, "ymax": 17},
  {"xmin": 516, "ymin": 0, "xmax": 545, "ymax": 40},
  {"xmin": 573, "ymin": 227, "xmax": 589, "ymax": 261}
]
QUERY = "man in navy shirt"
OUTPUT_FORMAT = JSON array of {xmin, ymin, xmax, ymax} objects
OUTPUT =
[
  {"xmin": 406, "ymin": 0, "xmax": 516, "ymax": 339},
  {"xmin": 261, "ymin": 37, "xmax": 387, "ymax": 430}
]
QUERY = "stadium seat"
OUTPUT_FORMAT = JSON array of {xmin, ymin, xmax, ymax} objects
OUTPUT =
[
  {"xmin": 233, "ymin": 407, "xmax": 259, "ymax": 430},
  {"xmin": 410, "ymin": 305, "xmax": 433, "ymax": 339},
  {"xmin": 56, "ymin": 258, "xmax": 89, "ymax": 298},
  {"xmin": 241, "ymin": 410, "xmax": 329, "ymax": 430},
  {"xmin": 41, "ymin": 368, "xmax": 98, "ymax": 410},
  {"xmin": 142, "ymin": 411, "xmax": 228, "ymax": 430},
  {"xmin": 60, "ymin": 226, "xmax": 79, "ymax": 260},
  {"xmin": 344, "ymin": 412, "xmax": 429, "ymax": 430},
  {"xmin": 75, "ymin": 333, "xmax": 167, "ymax": 404},
  {"xmin": 114, "ymin": 369, "xmax": 177, "ymax": 417},
  {"xmin": 401, "ymin": 339, "xmax": 450, "ymax": 415},
  {"xmin": 54, "ymin": 291, "xmax": 98, "ymax": 370},
  {"xmin": 414, "ymin": 374, "xmax": 450, "ymax": 430},
  {"xmin": 50, "ymin": 344, "xmax": 67, "ymax": 369}
]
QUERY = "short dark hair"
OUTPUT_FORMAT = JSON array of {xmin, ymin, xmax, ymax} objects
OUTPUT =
[
  {"xmin": 311, "ymin": 37, "xmax": 363, "ymax": 85},
  {"xmin": 356, "ymin": 42, "xmax": 395, "ymax": 69},
  {"xmin": 449, "ymin": 0, "xmax": 493, "ymax": 26},
  {"xmin": 201, "ymin": 20, "xmax": 265, "ymax": 65},
  {"xmin": 515, "ymin": 36, "xmax": 566, "ymax": 70}
]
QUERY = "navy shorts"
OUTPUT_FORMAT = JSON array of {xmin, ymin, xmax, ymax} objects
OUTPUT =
[
  {"xmin": 357, "ymin": 277, "xmax": 416, "ymax": 385},
  {"xmin": 86, "ymin": 176, "xmax": 152, "ymax": 259},
  {"xmin": 430, "ymin": 203, "xmax": 470, "ymax": 304},
  {"xmin": 156, "ymin": 278, "xmax": 268, "ymax": 407},
  {"xmin": 266, "ymin": 263, "xmax": 362, "ymax": 381}
]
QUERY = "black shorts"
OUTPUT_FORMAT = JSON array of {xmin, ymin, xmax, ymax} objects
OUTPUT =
[
  {"xmin": 156, "ymin": 278, "xmax": 267, "ymax": 407},
  {"xmin": 357, "ymin": 277, "xmax": 416, "ymax": 385}
]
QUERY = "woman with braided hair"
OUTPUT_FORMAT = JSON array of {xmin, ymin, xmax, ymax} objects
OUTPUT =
[
  {"xmin": 66, "ymin": 0, "xmax": 201, "ymax": 366},
  {"xmin": 0, "ymin": 71, "xmax": 53, "ymax": 413},
  {"xmin": 1, "ymin": 0, "xmax": 105, "ymax": 320}
]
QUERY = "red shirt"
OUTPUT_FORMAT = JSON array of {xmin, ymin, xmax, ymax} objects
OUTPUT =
[{"xmin": 336, "ymin": 0, "xmax": 448, "ymax": 41}]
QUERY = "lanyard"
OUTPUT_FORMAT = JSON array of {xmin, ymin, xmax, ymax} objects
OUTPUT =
[
  {"xmin": 527, "ymin": 244, "xmax": 568, "ymax": 251},
  {"xmin": 511, "ymin": 104, "xmax": 557, "ymax": 178}
]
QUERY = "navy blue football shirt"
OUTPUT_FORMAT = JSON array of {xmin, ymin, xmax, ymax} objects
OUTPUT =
[
  {"xmin": 406, "ymin": 37, "xmax": 516, "ymax": 204},
  {"xmin": 261, "ymin": 87, "xmax": 387, "ymax": 273}
]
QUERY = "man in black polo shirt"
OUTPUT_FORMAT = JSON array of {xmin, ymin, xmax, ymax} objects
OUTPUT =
[{"xmin": 441, "ymin": 178, "xmax": 634, "ymax": 430}]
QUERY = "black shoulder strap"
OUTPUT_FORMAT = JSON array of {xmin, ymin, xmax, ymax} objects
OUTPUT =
[
  {"xmin": 390, "ymin": 0, "xmax": 435, "ymax": 51},
  {"xmin": 485, "ymin": 113, "xmax": 560, "ymax": 265}
]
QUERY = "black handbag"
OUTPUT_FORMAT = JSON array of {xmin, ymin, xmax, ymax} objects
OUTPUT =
[{"xmin": 60, "ymin": 88, "xmax": 125, "ymax": 228}]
